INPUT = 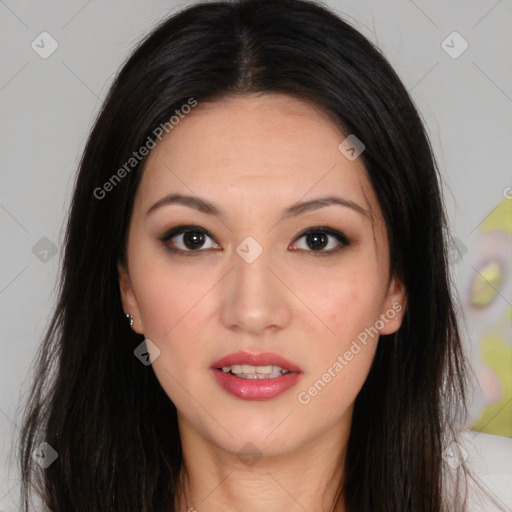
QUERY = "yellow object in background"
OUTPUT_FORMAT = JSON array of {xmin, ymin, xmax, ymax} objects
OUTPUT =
[
  {"xmin": 472, "ymin": 333, "xmax": 512, "ymax": 436},
  {"xmin": 468, "ymin": 198, "xmax": 512, "ymax": 437}
]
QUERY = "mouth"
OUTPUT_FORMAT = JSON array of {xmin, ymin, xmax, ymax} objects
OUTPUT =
[{"xmin": 210, "ymin": 351, "xmax": 303, "ymax": 400}]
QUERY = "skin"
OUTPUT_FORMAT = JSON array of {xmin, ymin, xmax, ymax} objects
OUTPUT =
[{"xmin": 118, "ymin": 92, "xmax": 407, "ymax": 512}]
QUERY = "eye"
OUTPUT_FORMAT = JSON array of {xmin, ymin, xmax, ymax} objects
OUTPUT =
[
  {"xmin": 292, "ymin": 226, "xmax": 350, "ymax": 256},
  {"xmin": 158, "ymin": 225, "xmax": 221, "ymax": 256},
  {"xmin": 289, "ymin": 227, "xmax": 351, "ymax": 255},
  {"xmin": 158, "ymin": 225, "xmax": 351, "ymax": 257}
]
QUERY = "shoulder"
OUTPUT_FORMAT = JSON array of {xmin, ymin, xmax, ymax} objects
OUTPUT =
[{"xmin": 456, "ymin": 430, "xmax": 512, "ymax": 511}]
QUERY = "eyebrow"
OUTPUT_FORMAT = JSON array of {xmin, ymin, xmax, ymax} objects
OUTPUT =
[{"xmin": 145, "ymin": 193, "xmax": 369, "ymax": 221}]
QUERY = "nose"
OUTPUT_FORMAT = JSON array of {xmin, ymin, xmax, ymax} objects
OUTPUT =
[{"xmin": 219, "ymin": 240, "xmax": 292, "ymax": 336}]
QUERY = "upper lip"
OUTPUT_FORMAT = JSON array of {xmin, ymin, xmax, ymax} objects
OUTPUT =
[{"xmin": 211, "ymin": 351, "xmax": 303, "ymax": 372}]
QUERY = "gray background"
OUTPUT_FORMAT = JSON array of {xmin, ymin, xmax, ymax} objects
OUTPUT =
[{"xmin": 1, "ymin": 0, "xmax": 511, "ymax": 509}]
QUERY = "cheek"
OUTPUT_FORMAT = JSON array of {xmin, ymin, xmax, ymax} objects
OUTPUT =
[
  {"xmin": 296, "ymin": 278, "xmax": 381, "ymax": 414},
  {"xmin": 131, "ymin": 244, "xmax": 211, "ymax": 340},
  {"xmin": 296, "ymin": 344, "xmax": 376, "ymax": 426},
  {"xmin": 130, "ymin": 254, "xmax": 219, "ymax": 403},
  {"xmin": 137, "ymin": 279, "xmax": 186, "ymax": 339},
  {"xmin": 131, "ymin": 261, "xmax": 209, "ymax": 406},
  {"xmin": 309, "ymin": 267, "xmax": 385, "ymax": 347},
  {"xmin": 297, "ymin": 267, "xmax": 384, "ymax": 406}
]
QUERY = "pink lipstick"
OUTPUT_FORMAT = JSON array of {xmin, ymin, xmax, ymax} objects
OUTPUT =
[{"xmin": 210, "ymin": 350, "xmax": 303, "ymax": 400}]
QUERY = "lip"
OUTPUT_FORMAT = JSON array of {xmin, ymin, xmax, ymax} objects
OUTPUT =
[
  {"xmin": 210, "ymin": 350, "xmax": 304, "ymax": 401},
  {"xmin": 210, "ymin": 350, "xmax": 303, "ymax": 372}
]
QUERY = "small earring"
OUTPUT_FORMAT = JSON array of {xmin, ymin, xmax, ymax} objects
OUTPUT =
[{"xmin": 126, "ymin": 313, "xmax": 134, "ymax": 327}]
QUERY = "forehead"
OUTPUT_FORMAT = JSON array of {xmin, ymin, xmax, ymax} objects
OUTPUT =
[{"xmin": 136, "ymin": 93, "xmax": 380, "ymax": 229}]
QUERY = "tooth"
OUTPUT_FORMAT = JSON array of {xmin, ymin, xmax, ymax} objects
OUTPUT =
[
  {"xmin": 255, "ymin": 365, "xmax": 273, "ymax": 374},
  {"xmin": 234, "ymin": 371, "xmax": 288, "ymax": 379},
  {"xmin": 222, "ymin": 363, "xmax": 292, "ymax": 377}
]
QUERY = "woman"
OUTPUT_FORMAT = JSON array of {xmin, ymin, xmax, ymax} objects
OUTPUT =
[{"xmin": 16, "ymin": 0, "xmax": 512, "ymax": 510}]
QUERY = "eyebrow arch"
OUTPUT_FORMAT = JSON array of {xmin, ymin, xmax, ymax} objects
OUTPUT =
[{"xmin": 145, "ymin": 193, "xmax": 369, "ymax": 220}]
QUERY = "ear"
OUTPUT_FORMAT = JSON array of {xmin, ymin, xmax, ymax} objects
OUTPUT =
[
  {"xmin": 377, "ymin": 274, "xmax": 407, "ymax": 335},
  {"xmin": 118, "ymin": 262, "xmax": 144, "ymax": 334}
]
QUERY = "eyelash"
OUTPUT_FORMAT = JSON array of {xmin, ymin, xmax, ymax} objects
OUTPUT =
[{"xmin": 157, "ymin": 225, "xmax": 352, "ymax": 257}]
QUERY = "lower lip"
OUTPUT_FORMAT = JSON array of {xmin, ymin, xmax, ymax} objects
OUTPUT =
[{"xmin": 210, "ymin": 368, "xmax": 303, "ymax": 400}]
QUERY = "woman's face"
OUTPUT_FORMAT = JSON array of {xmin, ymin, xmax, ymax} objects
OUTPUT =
[{"xmin": 119, "ymin": 93, "xmax": 406, "ymax": 457}]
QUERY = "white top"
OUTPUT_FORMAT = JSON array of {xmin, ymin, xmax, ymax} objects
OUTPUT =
[{"xmin": 454, "ymin": 430, "xmax": 512, "ymax": 511}]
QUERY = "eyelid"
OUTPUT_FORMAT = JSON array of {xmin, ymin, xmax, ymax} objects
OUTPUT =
[
  {"xmin": 157, "ymin": 224, "xmax": 351, "ymax": 256},
  {"xmin": 294, "ymin": 226, "xmax": 350, "ymax": 246},
  {"xmin": 157, "ymin": 225, "xmax": 212, "ymax": 243},
  {"xmin": 157, "ymin": 225, "xmax": 219, "ymax": 257}
]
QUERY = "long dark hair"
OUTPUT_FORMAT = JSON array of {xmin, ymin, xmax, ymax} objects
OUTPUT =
[{"xmin": 16, "ymin": 0, "xmax": 475, "ymax": 510}]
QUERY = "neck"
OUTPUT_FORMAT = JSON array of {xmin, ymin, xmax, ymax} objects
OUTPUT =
[{"xmin": 174, "ymin": 419, "xmax": 349, "ymax": 512}]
